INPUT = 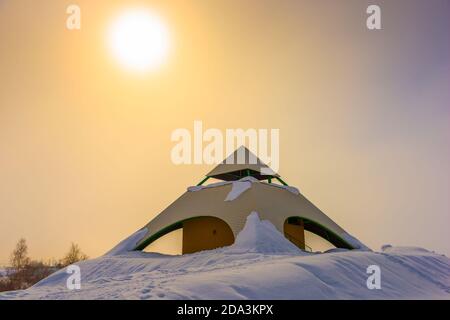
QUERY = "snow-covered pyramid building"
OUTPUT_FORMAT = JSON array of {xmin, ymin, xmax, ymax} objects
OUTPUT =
[{"xmin": 130, "ymin": 146, "xmax": 367, "ymax": 254}]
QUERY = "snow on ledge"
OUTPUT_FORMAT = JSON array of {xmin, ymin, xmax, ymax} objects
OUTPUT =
[
  {"xmin": 224, "ymin": 177, "xmax": 259, "ymax": 201},
  {"xmin": 187, "ymin": 181, "xmax": 229, "ymax": 192},
  {"xmin": 188, "ymin": 176, "xmax": 300, "ymax": 201},
  {"xmin": 187, "ymin": 177, "xmax": 259, "ymax": 201},
  {"xmin": 104, "ymin": 227, "xmax": 148, "ymax": 256},
  {"xmin": 261, "ymin": 182, "xmax": 300, "ymax": 195}
]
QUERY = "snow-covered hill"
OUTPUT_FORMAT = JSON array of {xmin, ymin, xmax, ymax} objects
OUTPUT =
[
  {"xmin": 1, "ymin": 213, "xmax": 449, "ymax": 300},
  {"xmin": 0, "ymin": 268, "xmax": 8, "ymax": 277}
]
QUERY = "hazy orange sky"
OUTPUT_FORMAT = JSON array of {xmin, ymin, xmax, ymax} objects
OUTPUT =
[{"xmin": 1, "ymin": 0, "xmax": 449, "ymax": 264}]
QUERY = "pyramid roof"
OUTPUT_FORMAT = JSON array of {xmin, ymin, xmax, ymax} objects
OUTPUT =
[{"xmin": 206, "ymin": 146, "xmax": 280, "ymax": 181}]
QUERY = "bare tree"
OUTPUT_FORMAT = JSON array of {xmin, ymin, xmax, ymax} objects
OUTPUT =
[
  {"xmin": 1, "ymin": 239, "xmax": 89, "ymax": 292},
  {"xmin": 5, "ymin": 238, "xmax": 33, "ymax": 290},
  {"xmin": 60, "ymin": 243, "xmax": 88, "ymax": 267},
  {"xmin": 10, "ymin": 238, "xmax": 30, "ymax": 272}
]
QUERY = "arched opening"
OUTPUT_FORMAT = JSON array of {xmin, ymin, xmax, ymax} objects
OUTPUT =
[
  {"xmin": 138, "ymin": 216, "xmax": 235, "ymax": 254},
  {"xmin": 144, "ymin": 228, "xmax": 183, "ymax": 255},
  {"xmin": 284, "ymin": 217, "xmax": 353, "ymax": 252},
  {"xmin": 182, "ymin": 216, "xmax": 235, "ymax": 254},
  {"xmin": 304, "ymin": 230, "xmax": 337, "ymax": 252}
]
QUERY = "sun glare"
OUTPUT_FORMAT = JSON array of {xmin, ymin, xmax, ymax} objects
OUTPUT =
[{"xmin": 107, "ymin": 9, "xmax": 170, "ymax": 72}]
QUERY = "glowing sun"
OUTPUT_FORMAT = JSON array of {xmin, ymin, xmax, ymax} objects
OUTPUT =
[{"xmin": 107, "ymin": 9, "xmax": 170, "ymax": 72}]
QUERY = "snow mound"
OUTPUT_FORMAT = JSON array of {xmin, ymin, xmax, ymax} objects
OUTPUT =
[
  {"xmin": 381, "ymin": 246, "xmax": 435, "ymax": 254},
  {"xmin": 104, "ymin": 228, "xmax": 148, "ymax": 256},
  {"xmin": 225, "ymin": 212, "xmax": 303, "ymax": 255}
]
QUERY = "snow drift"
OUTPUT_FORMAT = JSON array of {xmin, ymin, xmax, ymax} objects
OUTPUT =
[
  {"xmin": 104, "ymin": 227, "xmax": 148, "ymax": 257},
  {"xmin": 1, "ymin": 213, "xmax": 449, "ymax": 300},
  {"xmin": 225, "ymin": 212, "xmax": 303, "ymax": 255}
]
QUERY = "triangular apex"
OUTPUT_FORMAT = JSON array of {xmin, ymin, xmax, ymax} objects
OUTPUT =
[{"xmin": 199, "ymin": 146, "xmax": 287, "ymax": 185}]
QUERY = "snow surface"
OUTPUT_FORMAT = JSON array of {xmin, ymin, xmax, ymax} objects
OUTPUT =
[
  {"xmin": 104, "ymin": 228, "xmax": 148, "ymax": 256},
  {"xmin": 1, "ymin": 213, "xmax": 449, "ymax": 300},
  {"xmin": 0, "ymin": 268, "xmax": 8, "ymax": 277}
]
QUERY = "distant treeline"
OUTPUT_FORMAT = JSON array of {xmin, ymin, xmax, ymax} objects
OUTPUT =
[{"xmin": 0, "ymin": 238, "xmax": 88, "ymax": 292}]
